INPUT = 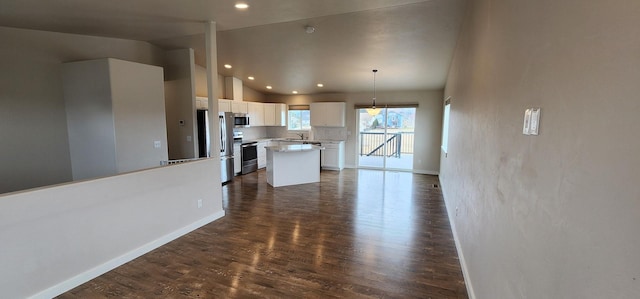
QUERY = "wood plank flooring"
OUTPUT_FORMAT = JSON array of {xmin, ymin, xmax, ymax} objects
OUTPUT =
[{"xmin": 58, "ymin": 169, "xmax": 468, "ymax": 298}]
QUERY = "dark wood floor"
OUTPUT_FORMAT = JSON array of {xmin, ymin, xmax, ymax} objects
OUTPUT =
[{"xmin": 59, "ymin": 169, "xmax": 468, "ymax": 298}]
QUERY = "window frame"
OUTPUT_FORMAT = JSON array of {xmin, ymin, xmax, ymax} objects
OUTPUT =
[
  {"xmin": 441, "ymin": 97, "xmax": 451, "ymax": 154},
  {"xmin": 287, "ymin": 108, "xmax": 311, "ymax": 131}
]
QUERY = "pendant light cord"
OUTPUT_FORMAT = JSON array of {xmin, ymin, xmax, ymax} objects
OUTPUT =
[{"xmin": 372, "ymin": 69, "xmax": 378, "ymax": 109}]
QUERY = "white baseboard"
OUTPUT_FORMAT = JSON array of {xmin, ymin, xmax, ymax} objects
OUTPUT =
[
  {"xmin": 413, "ymin": 169, "xmax": 439, "ymax": 175},
  {"xmin": 440, "ymin": 184, "xmax": 476, "ymax": 299},
  {"xmin": 344, "ymin": 165, "xmax": 439, "ymax": 176},
  {"xmin": 32, "ymin": 210, "xmax": 226, "ymax": 299}
]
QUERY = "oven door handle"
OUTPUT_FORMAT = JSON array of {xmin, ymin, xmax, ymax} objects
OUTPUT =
[{"xmin": 241, "ymin": 144, "xmax": 257, "ymax": 148}]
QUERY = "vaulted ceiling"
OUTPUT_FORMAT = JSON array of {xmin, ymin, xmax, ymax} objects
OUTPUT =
[{"xmin": 0, "ymin": 0, "xmax": 467, "ymax": 95}]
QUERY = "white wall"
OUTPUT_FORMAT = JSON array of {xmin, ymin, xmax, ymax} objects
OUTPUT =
[
  {"xmin": 0, "ymin": 26, "xmax": 164, "ymax": 194},
  {"xmin": 63, "ymin": 58, "xmax": 168, "ymax": 179},
  {"xmin": 164, "ymin": 49, "xmax": 198, "ymax": 160},
  {"xmin": 110, "ymin": 58, "xmax": 168, "ymax": 172},
  {"xmin": 266, "ymin": 90, "xmax": 443, "ymax": 174},
  {"xmin": 0, "ymin": 159, "xmax": 224, "ymax": 299},
  {"xmin": 441, "ymin": 0, "xmax": 640, "ymax": 298}
]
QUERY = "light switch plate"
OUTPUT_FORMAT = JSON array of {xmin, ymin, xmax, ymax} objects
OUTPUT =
[
  {"xmin": 154, "ymin": 140, "xmax": 161, "ymax": 148},
  {"xmin": 523, "ymin": 108, "xmax": 541, "ymax": 135}
]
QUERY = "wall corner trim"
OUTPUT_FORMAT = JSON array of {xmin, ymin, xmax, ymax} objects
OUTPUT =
[{"xmin": 31, "ymin": 211, "xmax": 226, "ymax": 299}]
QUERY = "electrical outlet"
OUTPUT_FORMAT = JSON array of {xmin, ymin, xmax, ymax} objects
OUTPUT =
[
  {"xmin": 197, "ymin": 199, "xmax": 202, "ymax": 208},
  {"xmin": 187, "ymin": 135, "xmax": 192, "ymax": 142},
  {"xmin": 153, "ymin": 140, "xmax": 161, "ymax": 148},
  {"xmin": 455, "ymin": 206, "xmax": 459, "ymax": 216}
]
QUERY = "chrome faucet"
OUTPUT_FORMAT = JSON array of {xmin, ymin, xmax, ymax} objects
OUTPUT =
[{"xmin": 297, "ymin": 133, "xmax": 304, "ymax": 140}]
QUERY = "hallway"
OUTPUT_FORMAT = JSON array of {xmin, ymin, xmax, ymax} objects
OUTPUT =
[{"xmin": 60, "ymin": 169, "xmax": 467, "ymax": 298}]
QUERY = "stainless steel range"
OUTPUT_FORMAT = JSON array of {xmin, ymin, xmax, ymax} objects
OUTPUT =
[{"xmin": 241, "ymin": 141, "xmax": 258, "ymax": 174}]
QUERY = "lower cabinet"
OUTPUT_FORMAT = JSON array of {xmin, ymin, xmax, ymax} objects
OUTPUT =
[
  {"xmin": 321, "ymin": 141, "xmax": 345, "ymax": 170},
  {"xmin": 233, "ymin": 142, "xmax": 241, "ymax": 174},
  {"xmin": 257, "ymin": 140, "xmax": 269, "ymax": 169}
]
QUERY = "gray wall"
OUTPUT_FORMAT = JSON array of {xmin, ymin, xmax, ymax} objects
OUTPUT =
[
  {"xmin": 164, "ymin": 49, "xmax": 198, "ymax": 160},
  {"xmin": 266, "ymin": 90, "xmax": 443, "ymax": 174},
  {"xmin": 0, "ymin": 26, "xmax": 164, "ymax": 194},
  {"xmin": 441, "ymin": 0, "xmax": 640, "ymax": 298},
  {"xmin": 63, "ymin": 58, "xmax": 168, "ymax": 179},
  {"xmin": 62, "ymin": 60, "xmax": 118, "ymax": 179}
]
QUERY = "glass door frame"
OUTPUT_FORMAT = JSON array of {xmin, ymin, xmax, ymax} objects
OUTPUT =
[{"xmin": 356, "ymin": 106, "xmax": 416, "ymax": 171}]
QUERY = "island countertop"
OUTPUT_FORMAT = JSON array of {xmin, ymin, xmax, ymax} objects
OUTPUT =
[{"xmin": 265, "ymin": 144, "xmax": 324, "ymax": 152}]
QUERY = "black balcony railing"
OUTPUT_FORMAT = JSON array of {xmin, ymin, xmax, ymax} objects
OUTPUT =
[{"xmin": 359, "ymin": 132, "xmax": 414, "ymax": 157}]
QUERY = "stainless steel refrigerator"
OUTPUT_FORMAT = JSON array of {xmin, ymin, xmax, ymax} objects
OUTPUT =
[{"xmin": 197, "ymin": 110, "xmax": 234, "ymax": 184}]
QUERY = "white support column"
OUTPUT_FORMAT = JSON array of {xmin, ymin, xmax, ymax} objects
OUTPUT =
[{"xmin": 205, "ymin": 21, "xmax": 223, "ymax": 192}]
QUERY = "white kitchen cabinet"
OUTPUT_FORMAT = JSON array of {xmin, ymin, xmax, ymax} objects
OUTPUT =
[
  {"xmin": 275, "ymin": 103, "xmax": 287, "ymax": 126},
  {"xmin": 321, "ymin": 141, "xmax": 345, "ymax": 170},
  {"xmin": 310, "ymin": 102, "xmax": 346, "ymax": 127},
  {"xmin": 257, "ymin": 140, "xmax": 269, "ymax": 169},
  {"xmin": 195, "ymin": 97, "xmax": 209, "ymax": 110},
  {"xmin": 218, "ymin": 99, "xmax": 231, "ymax": 112},
  {"xmin": 263, "ymin": 103, "xmax": 276, "ymax": 126},
  {"xmin": 233, "ymin": 142, "xmax": 241, "ymax": 174},
  {"xmin": 231, "ymin": 101, "xmax": 248, "ymax": 114},
  {"xmin": 247, "ymin": 102, "xmax": 265, "ymax": 126},
  {"xmin": 262, "ymin": 103, "xmax": 286, "ymax": 127}
]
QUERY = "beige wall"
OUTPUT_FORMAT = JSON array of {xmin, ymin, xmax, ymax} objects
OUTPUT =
[
  {"xmin": 0, "ymin": 26, "xmax": 164, "ymax": 194},
  {"xmin": 194, "ymin": 65, "xmax": 266, "ymax": 102},
  {"xmin": 194, "ymin": 65, "xmax": 224, "ymax": 99},
  {"xmin": 266, "ymin": 90, "xmax": 443, "ymax": 174},
  {"xmin": 441, "ymin": 0, "xmax": 640, "ymax": 298}
]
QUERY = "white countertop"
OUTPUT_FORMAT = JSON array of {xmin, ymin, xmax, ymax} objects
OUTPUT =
[{"xmin": 265, "ymin": 144, "xmax": 324, "ymax": 152}]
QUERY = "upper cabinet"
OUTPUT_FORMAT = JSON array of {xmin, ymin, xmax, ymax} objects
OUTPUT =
[
  {"xmin": 275, "ymin": 103, "xmax": 287, "ymax": 126},
  {"xmin": 310, "ymin": 102, "xmax": 346, "ymax": 127},
  {"xmin": 263, "ymin": 103, "xmax": 286, "ymax": 127},
  {"xmin": 218, "ymin": 99, "xmax": 231, "ymax": 112},
  {"xmin": 263, "ymin": 103, "xmax": 276, "ymax": 126},
  {"xmin": 231, "ymin": 101, "xmax": 248, "ymax": 114},
  {"xmin": 196, "ymin": 97, "xmax": 209, "ymax": 110},
  {"xmin": 247, "ymin": 102, "xmax": 265, "ymax": 126}
]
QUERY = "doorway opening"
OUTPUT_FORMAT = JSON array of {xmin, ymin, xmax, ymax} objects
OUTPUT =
[{"xmin": 357, "ymin": 107, "xmax": 416, "ymax": 170}]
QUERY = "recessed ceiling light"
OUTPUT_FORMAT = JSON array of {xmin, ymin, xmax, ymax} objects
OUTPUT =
[
  {"xmin": 235, "ymin": 3, "xmax": 249, "ymax": 9},
  {"xmin": 248, "ymin": 76, "xmax": 255, "ymax": 80},
  {"xmin": 317, "ymin": 83, "xmax": 324, "ymax": 87},
  {"xmin": 224, "ymin": 64, "xmax": 232, "ymax": 69},
  {"xmin": 292, "ymin": 91, "xmax": 298, "ymax": 94},
  {"xmin": 266, "ymin": 86, "xmax": 272, "ymax": 89}
]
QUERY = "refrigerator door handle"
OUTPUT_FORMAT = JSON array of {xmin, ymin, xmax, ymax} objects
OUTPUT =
[{"xmin": 219, "ymin": 115, "xmax": 225, "ymax": 153}]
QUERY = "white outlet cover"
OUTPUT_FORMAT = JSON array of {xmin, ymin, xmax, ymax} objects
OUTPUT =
[
  {"xmin": 197, "ymin": 199, "xmax": 203, "ymax": 208},
  {"xmin": 154, "ymin": 140, "xmax": 161, "ymax": 148}
]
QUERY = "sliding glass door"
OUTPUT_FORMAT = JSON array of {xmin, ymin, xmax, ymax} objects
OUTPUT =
[{"xmin": 357, "ymin": 107, "xmax": 416, "ymax": 170}]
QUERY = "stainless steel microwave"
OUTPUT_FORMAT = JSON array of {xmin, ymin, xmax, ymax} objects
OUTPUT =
[{"xmin": 233, "ymin": 113, "xmax": 250, "ymax": 127}]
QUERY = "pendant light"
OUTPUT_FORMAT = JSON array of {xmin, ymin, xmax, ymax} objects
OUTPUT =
[{"xmin": 366, "ymin": 69, "xmax": 381, "ymax": 116}]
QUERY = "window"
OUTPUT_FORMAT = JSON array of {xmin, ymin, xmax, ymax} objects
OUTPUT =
[
  {"xmin": 288, "ymin": 105, "xmax": 311, "ymax": 130},
  {"xmin": 441, "ymin": 97, "xmax": 451, "ymax": 153}
]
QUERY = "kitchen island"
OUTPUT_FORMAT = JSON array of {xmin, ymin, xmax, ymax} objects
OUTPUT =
[{"xmin": 265, "ymin": 144, "xmax": 323, "ymax": 187}]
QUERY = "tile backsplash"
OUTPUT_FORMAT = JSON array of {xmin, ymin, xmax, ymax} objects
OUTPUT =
[
  {"xmin": 311, "ymin": 127, "xmax": 347, "ymax": 141},
  {"xmin": 264, "ymin": 126, "xmax": 347, "ymax": 141}
]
